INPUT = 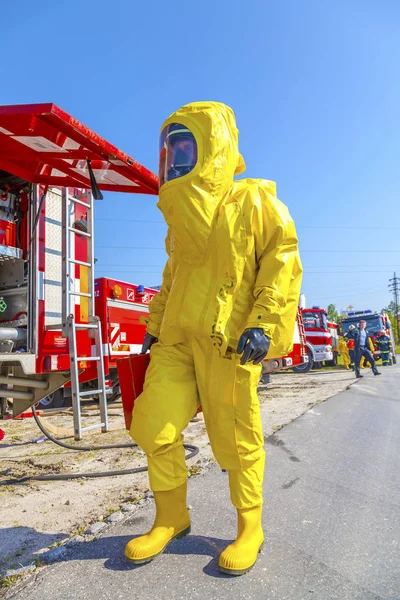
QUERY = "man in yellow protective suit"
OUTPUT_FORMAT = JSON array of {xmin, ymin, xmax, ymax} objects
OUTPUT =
[
  {"xmin": 338, "ymin": 335, "xmax": 351, "ymax": 369},
  {"xmin": 125, "ymin": 102, "xmax": 302, "ymax": 575}
]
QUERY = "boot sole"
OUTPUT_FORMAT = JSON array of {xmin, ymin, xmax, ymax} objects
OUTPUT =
[
  {"xmin": 125, "ymin": 525, "xmax": 191, "ymax": 565},
  {"xmin": 218, "ymin": 541, "xmax": 264, "ymax": 576}
]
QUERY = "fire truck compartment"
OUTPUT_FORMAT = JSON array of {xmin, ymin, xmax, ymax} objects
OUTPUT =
[{"xmin": 0, "ymin": 103, "xmax": 159, "ymax": 423}]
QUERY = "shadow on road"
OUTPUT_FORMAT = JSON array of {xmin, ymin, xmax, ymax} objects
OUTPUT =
[
  {"xmin": 42, "ymin": 533, "xmax": 237, "ymax": 579},
  {"xmin": 0, "ymin": 527, "xmax": 69, "ymax": 574}
]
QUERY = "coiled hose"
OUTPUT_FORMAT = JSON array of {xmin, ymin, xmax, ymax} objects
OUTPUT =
[{"xmin": 0, "ymin": 406, "xmax": 199, "ymax": 485}]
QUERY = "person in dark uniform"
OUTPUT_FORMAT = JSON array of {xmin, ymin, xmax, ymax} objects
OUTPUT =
[
  {"xmin": 352, "ymin": 320, "xmax": 381, "ymax": 379},
  {"xmin": 375, "ymin": 330, "xmax": 392, "ymax": 366},
  {"xmin": 344, "ymin": 325, "xmax": 356, "ymax": 370}
]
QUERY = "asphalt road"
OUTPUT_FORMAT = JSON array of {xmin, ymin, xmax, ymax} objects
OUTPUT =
[{"xmin": 12, "ymin": 364, "xmax": 400, "ymax": 600}]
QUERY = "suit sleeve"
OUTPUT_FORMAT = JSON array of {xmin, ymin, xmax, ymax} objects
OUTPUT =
[
  {"xmin": 146, "ymin": 231, "xmax": 172, "ymax": 338},
  {"xmin": 246, "ymin": 192, "xmax": 301, "ymax": 340}
]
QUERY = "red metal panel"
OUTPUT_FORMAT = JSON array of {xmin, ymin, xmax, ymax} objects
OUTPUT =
[
  {"xmin": 117, "ymin": 353, "xmax": 150, "ymax": 430},
  {"xmin": 93, "ymin": 277, "xmax": 158, "ymax": 367},
  {"xmin": 0, "ymin": 103, "xmax": 158, "ymax": 194}
]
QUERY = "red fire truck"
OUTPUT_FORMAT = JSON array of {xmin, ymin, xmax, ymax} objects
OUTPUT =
[
  {"xmin": 0, "ymin": 102, "xmax": 158, "ymax": 439},
  {"xmin": 38, "ymin": 278, "xmax": 159, "ymax": 408},
  {"xmin": 293, "ymin": 306, "xmax": 338, "ymax": 372}
]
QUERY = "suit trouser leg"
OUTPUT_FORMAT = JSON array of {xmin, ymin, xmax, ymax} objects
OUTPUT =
[
  {"xmin": 130, "ymin": 341, "xmax": 199, "ymax": 492},
  {"xmin": 193, "ymin": 338, "xmax": 266, "ymax": 509}
]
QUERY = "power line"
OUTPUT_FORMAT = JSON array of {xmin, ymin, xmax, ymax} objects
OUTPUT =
[
  {"xmin": 96, "ymin": 218, "xmax": 163, "ymax": 224},
  {"xmin": 96, "ymin": 246, "xmax": 164, "ymax": 250},
  {"xmin": 303, "ymin": 264, "xmax": 400, "ymax": 268},
  {"xmin": 95, "ymin": 263, "xmax": 399, "ymax": 269},
  {"xmin": 95, "ymin": 264, "xmax": 163, "ymax": 268},
  {"xmin": 300, "ymin": 250, "xmax": 400, "ymax": 253},
  {"xmin": 95, "ymin": 218, "xmax": 400, "ymax": 231},
  {"xmin": 96, "ymin": 269, "xmax": 394, "ymax": 275},
  {"xmin": 304, "ymin": 270, "xmax": 394, "ymax": 274},
  {"xmin": 96, "ymin": 245, "xmax": 400, "ymax": 253},
  {"xmin": 300, "ymin": 226, "xmax": 400, "ymax": 230},
  {"xmin": 94, "ymin": 265, "xmax": 394, "ymax": 274},
  {"xmin": 315, "ymin": 290, "xmax": 389, "ymax": 301}
]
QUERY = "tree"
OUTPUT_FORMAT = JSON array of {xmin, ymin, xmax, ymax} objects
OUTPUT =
[{"xmin": 327, "ymin": 303, "xmax": 340, "ymax": 324}]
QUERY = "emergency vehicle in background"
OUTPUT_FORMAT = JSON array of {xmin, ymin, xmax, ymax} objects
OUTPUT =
[
  {"xmin": 341, "ymin": 309, "xmax": 397, "ymax": 365},
  {"xmin": 293, "ymin": 306, "xmax": 338, "ymax": 372},
  {"xmin": 0, "ymin": 102, "xmax": 158, "ymax": 439}
]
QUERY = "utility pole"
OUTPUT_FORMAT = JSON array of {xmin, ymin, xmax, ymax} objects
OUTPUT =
[{"xmin": 388, "ymin": 272, "xmax": 400, "ymax": 343}]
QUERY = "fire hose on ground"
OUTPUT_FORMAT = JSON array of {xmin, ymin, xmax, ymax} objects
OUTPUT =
[{"xmin": 0, "ymin": 406, "xmax": 199, "ymax": 485}]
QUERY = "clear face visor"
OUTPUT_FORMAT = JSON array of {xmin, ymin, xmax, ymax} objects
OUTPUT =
[{"xmin": 159, "ymin": 123, "xmax": 197, "ymax": 187}]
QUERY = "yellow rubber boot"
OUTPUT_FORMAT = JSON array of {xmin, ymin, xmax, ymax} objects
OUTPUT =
[
  {"xmin": 219, "ymin": 505, "xmax": 264, "ymax": 575},
  {"xmin": 124, "ymin": 482, "xmax": 190, "ymax": 564}
]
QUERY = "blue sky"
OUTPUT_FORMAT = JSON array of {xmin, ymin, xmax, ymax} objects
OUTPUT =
[{"xmin": 2, "ymin": 0, "xmax": 399, "ymax": 313}]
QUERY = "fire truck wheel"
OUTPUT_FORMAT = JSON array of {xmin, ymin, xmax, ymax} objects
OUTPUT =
[
  {"xmin": 39, "ymin": 389, "xmax": 70, "ymax": 409},
  {"xmin": 292, "ymin": 349, "xmax": 313, "ymax": 373}
]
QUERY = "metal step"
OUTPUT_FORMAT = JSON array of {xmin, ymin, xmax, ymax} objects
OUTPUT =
[
  {"xmin": 69, "ymin": 291, "xmax": 91, "ymax": 298},
  {"xmin": 79, "ymin": 389, "xmax": 104, "ymax": 398},
  {"xmin": 81, "ymin": 423, "xmax": 106, "ymax": 433},
  {"xmin": 68, "ymin": 196, "xmax": 90, "ymax": 208},
  {"xmin": 69, "ymin": 258, "xmax": 91, "ymax": 268},
  {"xmin": 68, "ymin": 226, "xmax": 91, "ymax": 238}
]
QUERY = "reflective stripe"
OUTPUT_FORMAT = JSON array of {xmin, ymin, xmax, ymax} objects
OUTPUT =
[
  {"xmin": 109, "ymin": 343, "xmax": 142, "ymax": 356},
  {"xmin": 106, "ymin": 299, "xmax": 149, "ymax": 312}
]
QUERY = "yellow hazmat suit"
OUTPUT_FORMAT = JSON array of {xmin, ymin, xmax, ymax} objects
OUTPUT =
[
  {"xmin": 338, "ymin": 336, "xmax": 351, "ymax": 369},
  {"xmin": 126, "ymin": 102, "xmax": 302, "ymax": 574}
]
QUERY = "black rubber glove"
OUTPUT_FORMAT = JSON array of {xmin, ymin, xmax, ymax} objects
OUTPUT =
[
  {"xmin": 141, "ymin": 333, "xmax": 158, "ymax": 354},
  {"xmin": 237, "ymin": 328, "xmax": 271, "ymax": 365}
]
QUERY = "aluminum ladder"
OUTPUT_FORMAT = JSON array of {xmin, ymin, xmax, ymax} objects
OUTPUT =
[{"xmin": 61, "ymin": 188, "xmax": 108, "ymax": 440}]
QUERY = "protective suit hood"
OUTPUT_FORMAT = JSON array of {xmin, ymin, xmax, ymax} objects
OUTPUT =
[{"xmin": 158, "ymin": 102, "xmax": 246, "ymax": 263}]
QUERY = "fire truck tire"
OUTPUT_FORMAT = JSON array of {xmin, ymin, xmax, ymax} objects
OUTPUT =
[
  {"xmin": 39, "ymin": 389, "xmax": 70, "ymax": 409},
  {"xmin": 292, "ymin": 349, "xmax": 313, "ymax": 373}
]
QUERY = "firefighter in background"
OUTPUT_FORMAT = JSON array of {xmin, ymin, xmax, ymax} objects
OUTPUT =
[
  {"xmin": 125, "ymin": 102, "xmax": 302, "ymax": 575},
  {"xmin": 345, "ymin": 325, "xmax": 356, "ymax": 369},
  {"xmin": 338, "ymin": 335, "xmax": 351, "ymax": 369},
  {"xmin": 352, "ymin": 320, "xmax": 380, "ymax": 378},
  {"xmin": 375, "ymin": 330, "xmax": 392, "ymax": 366}
]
